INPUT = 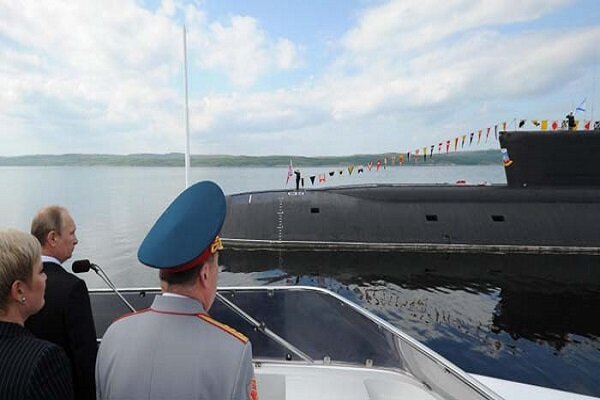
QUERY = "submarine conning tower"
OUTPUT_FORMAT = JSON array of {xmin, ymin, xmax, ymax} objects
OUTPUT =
[{"xmin": 500, "ymin": 129, "xmax": 600, "ymax": 187}]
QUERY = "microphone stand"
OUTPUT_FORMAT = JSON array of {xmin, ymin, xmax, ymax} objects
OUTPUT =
[{"xmin": 89, "ymin": 263, "xmax": 136, "ymax": 313}]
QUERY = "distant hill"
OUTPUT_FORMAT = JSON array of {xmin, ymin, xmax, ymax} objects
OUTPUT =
[{"xmin": 0, "ymin": 150, "xmax": 502, "ymax": 167}]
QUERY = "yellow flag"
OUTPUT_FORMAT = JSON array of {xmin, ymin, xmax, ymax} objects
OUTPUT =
[
  {"xmin": 348, "ymin": 165, "xmax": 354, "ymax": 175},
  {"xmin": 541, "ymin": 120, "xmax": 548, "ymax": 130},
  {"xmin": 575, "ymin": 120, "xmax": 579, "ymax": 130}
]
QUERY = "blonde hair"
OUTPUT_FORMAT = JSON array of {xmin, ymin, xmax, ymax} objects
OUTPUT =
[{"xmin": 0, "ymin": 229, "xmax": 41, "ymax": 311}]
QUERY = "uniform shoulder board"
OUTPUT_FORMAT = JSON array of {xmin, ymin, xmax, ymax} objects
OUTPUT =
[
  {"xmin": 197, "ymin": 314, "xmax": 249, "ymax": 343},
  {"xmin": 113, "ymin": 308, "xmax": 151, "ymax": 323}
]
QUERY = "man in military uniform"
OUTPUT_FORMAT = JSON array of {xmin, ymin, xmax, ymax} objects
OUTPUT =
[{"xmin": 95, "ymin": 181, "xmax": 258, "ymax": 400}]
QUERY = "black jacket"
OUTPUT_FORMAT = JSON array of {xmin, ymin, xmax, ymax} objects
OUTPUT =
[
  {"xmin": 25, "ymin": 261, "xmax": 97, "ymax": 400},
  {"xmin": 0, "ymin": 321, "xmax": 73, "ymax": 400}
]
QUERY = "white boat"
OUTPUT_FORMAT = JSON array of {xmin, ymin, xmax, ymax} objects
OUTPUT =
[{"xmin": 89, "ymin": 285, "xmax": 597, "ymax": 400}]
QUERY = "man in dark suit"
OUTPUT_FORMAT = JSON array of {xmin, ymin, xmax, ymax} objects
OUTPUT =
[{"xmin": 26, "ymin": 206, "xmax": 97, "ymax": 400}]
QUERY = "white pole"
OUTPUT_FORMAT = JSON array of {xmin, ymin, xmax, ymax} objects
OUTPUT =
[{"xmin": 183, "ymin": 25, "xmax": 191, "ymax": 188}]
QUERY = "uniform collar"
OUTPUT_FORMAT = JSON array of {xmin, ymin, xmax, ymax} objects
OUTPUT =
[{"xmin": 151, "ymin": 293, "xmax": 207, "ymax": 315}]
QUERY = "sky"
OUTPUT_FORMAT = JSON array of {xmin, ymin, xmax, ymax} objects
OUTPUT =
[{"xmin": 0, "ymin": 0, "xmax": 598, "ymax": 156}]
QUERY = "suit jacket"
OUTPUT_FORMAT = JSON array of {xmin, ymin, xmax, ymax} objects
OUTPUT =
[
  {"xmin": 0, "ymin": 321, "xmax": 74, "ymax": 400},
  {"xmin": 25, "ymin": 261, "xmax": 97, "ymax": 400},
  {"xmin": 96, "ymin": 294, "xmax": 256, "ymax": 400}
]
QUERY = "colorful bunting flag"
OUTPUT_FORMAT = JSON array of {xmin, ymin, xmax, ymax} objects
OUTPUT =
[
  {"xmin": 561, "ymin": 120, "xmax": 568, "ymax": 129},
  {"xmin": 400, "ymin": 154, "xmax": 405, "ymax": 164},
  {"xmin": 438, "ymin": 143, "xmax": 442, "ymax": 153},
  {"xmin": 469, "ymin": 132, "xmax": 474, "ymax": 146},
  {"xmin": 501, "ymin": 148, "xmax": 513, "ymax": 167},
  {"xmin": 376, "ymin": 160, "xmax": 381, "ymax": 171},
  {"xmin": 518, "ymin": 119, "xmax": 526, "ymax": 128},
  {"xmin": 310, "ymin": 176, "xmax": 316, "ymax": 185},
  {"xmin": 584, "ymin": 120, "xmax": 591, "ymax": 130},
  {"xmin": 541, "ymin": 120, "xmax": 548, "ymax": 130},
  {"xmin": 494, "ymin": 124, "xmax": 498, "ymax": 140},
  {"xmin": 532, "ymin": 120, "xmax": 540, "ymax": 127},
  {"xmin": 328, "ymin": 171, "xmax": 334, "ymax": 177},
  {"xmin": 446, "ymin": 140, "xmax": 450, "ymax": 153},
  {"xmin": 552, "ymin": 121, "xmax": 558, "ymax": 130},
  {"xmin": 486, "ymin": 127, "xmax": 490, "ymax": 142},
  {"xmin": 461, "ymin": 135, "xmax": 466, "ymax": 148},
  {"xmin": 319, "ymin": 174, "xmax": 326, "ymax": 183},
  {"xmin": 348, "ymin": 165, "xmax": 354, "ymax": 175},
  {"xmin": 454, "ymin": 137, "xmax": 459, "ymax": 151},
  {"xmin": 502, "ymin": 122, "xmax": 507, "ymax": 131},
  {"xmin": 367, "ymin": 162, "xmax": 373, "ymax": 171},
  {"xmin": 594, "ymin": 121, "xmax": 600, "ymax": 130},
  {"xmin": 423, "ymin": 146, "xmax": 427, "ymax": 161},
  {"xmin": 477, "ymin": 129, "xmax": 482, "ymax": 144},
  {"xmin": 358, "ymin": 166, "xmax": 364, "ymax": 174},
  {"xmin": 575, "ymin": 98, "xmax": 586, "ymax": 113},
  {"xmin": 430, "ymin": 145, "xmax": 434, "ymax": 159}
]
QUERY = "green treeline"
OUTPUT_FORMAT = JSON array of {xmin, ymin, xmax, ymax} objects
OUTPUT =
[{"xmin": 0, "ymin": 150, "xmax": 502, "ymax": 167}]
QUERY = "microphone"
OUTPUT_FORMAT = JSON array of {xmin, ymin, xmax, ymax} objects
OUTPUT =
[
  {"xmin": 72, "ymin": 259, "xmax": 98, "ymax": 273},
  {"xmin": 72, "ymin": 259, "xmax": 136, "ymax": 313}
]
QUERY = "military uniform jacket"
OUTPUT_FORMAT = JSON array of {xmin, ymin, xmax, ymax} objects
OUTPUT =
[
  {"xmin": 25, "ymin": 261, "xmax": 97, "ymax": 400},
  {"xmin": 96, "ymin": 294, "xmax": 256, "ymax": 400}
]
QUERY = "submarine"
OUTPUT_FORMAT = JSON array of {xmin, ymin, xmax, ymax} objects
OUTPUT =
[{"xmin": 221, "ymin": 130, "xmax": 600, "ymax": 254}]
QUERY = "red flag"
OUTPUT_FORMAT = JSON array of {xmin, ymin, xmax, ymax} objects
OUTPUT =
[
  {"xmin": 376, "ymin": 160, "xmax": 381, "ymax": 171},
  {"xmin": 445, "ymin": 140, "xmax": 450, "ymax": 153},
  {"xmin": 584, "ymin": 120, "xmax": 591, "ymax": 130},
  {"xmin": 552, "ymin": 121, "xmax": 558, "ymax": 130},
  {"xmin": 286, "ymin": 159, "xmax": 293, "ymax": 185}
]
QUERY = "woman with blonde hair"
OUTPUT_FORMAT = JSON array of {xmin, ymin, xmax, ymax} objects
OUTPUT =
[{"xmin": 0, "ymin": 229, "xmax": 73, "ymax": 400}]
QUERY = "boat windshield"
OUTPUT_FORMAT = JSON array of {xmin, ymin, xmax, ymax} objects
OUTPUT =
[{"xmin": 91, "ymin": 286, "xmax": 499, "ymax": 400}]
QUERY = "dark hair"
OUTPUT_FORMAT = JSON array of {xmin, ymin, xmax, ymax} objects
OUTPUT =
[
  {"xmin": 158, "ymin": 253, "xmax": 217, "ymax": 286},
  {"xmin": 159, "ymin": 264, "xmax": 204, "ymax": 286},
  {"xmin": 31, "ymin": 206, "xmax": 67, "ymax": 245}
]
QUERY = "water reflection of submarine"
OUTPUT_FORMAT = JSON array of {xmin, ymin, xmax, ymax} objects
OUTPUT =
[
  {"xmin": 221, "ymin": 250, "xmax": 600, "ymax": 289},
  {"xmin": 221, "ymin": 130, "xmax": 600, "ymax": 253},
  {"xmin": 221, "ymin": 249, "xmax": 600, "ymax": 347}
]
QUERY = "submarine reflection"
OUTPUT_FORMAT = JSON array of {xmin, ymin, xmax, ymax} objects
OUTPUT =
[{"xmin": 221, "ymin": 250, "xmax": 600, "ymax": 352}]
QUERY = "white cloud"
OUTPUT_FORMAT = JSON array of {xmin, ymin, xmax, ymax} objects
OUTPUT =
[
  {"xmin": 275, "ymin": 38, "xmax": 299, "ymax": 69},
  {"xmin": 342, "ymin": 0, "xmax": 572, "ymax": 54},
  {"xmin": 0, "ymin": 0, "xmax": 302, "ymax": 154},
  {"xmin": 0, "ymin": 0, "xmax": 597, "ymax": 156},
  {"xmin": 193, "ymin": 15, "xmax": 301, "ymax": 88}
]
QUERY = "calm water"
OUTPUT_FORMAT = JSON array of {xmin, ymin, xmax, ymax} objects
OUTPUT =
[{"xmin": 1, "ymin": 165, "xmax": 598, "ymax": 396}]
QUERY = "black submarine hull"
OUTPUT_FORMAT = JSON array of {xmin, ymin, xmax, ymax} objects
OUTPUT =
[{"xmin": 221, "ymin": 130, "xmax": 600, "ymax": 254}]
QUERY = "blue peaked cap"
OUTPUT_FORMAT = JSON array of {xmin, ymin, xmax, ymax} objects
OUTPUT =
[{"xmin": 138, "ymin": 181, "xmax": 226, "ymax": 269}]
